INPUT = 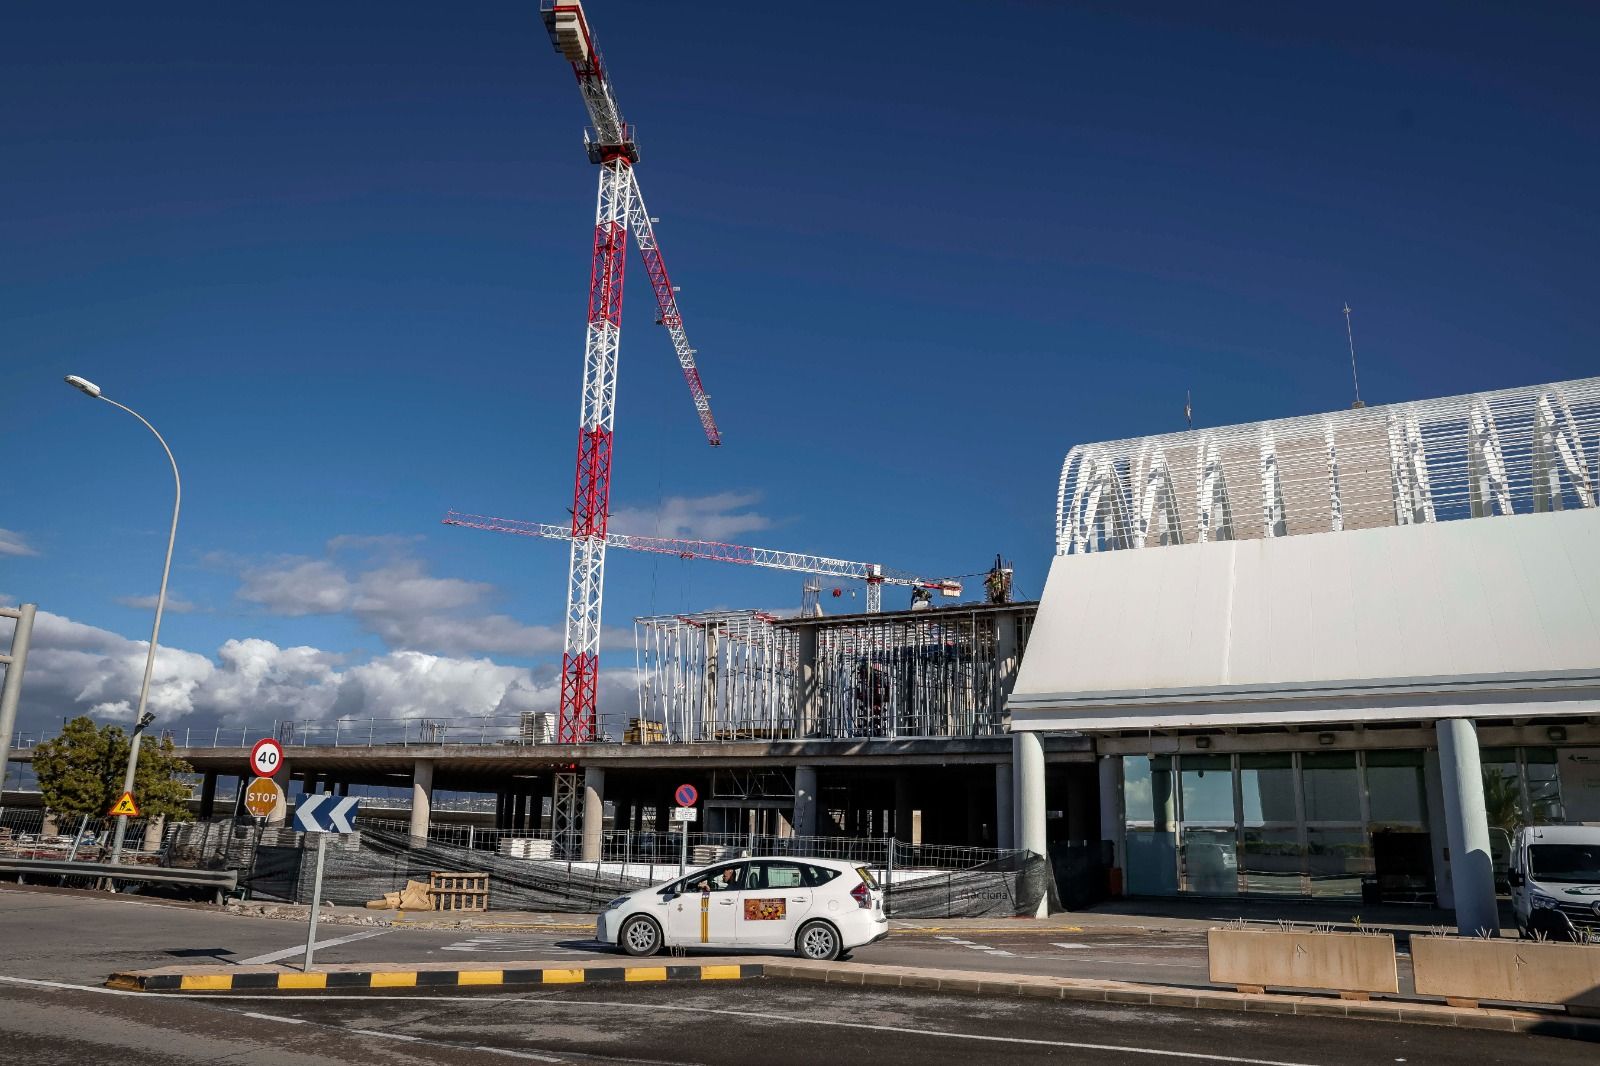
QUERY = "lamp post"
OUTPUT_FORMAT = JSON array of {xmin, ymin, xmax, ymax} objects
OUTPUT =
[{"xmin": 65, "ymin": 375, "xmax": 181, "ymax": 865}]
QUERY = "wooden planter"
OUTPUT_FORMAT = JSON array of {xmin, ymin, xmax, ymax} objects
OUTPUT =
[
  {"xmin": 1208, "ymin": 927, "xmax": 1398, "ymax": 997},
  {"xmin": 1412, "ymin": 936, "xmax": 1600, "ymax": 1015}
]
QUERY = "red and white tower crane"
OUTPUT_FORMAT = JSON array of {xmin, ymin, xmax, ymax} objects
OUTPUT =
[
  {"xmin": 442, "ymin": 511, "xmax": 965, "ymax": 612},
  {"xmin": 544, "ymin": 0, "xmax": 720, "ymax": 742},
  {"xmin": 539, "ymin": 1, "xmax": 722, "ymax": 849}
]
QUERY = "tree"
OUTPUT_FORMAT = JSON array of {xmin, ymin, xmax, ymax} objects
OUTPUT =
[{"xmin": 32, "ymin": 716, "xmax": 194, "ymax": 820}]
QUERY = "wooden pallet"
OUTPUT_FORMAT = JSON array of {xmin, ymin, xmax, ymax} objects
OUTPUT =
[{"xmin": 428, "ymin": 871, "xmax": 489, "ymax": 911}]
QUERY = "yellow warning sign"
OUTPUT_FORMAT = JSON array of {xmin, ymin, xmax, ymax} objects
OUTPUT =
[{"xmin": 108, "ymin": 791, "xmax": 140, "ymax": 817}]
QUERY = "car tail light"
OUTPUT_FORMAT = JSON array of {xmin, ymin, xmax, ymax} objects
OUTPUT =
[{"xmin": 850, "ymin": 881, "xmax": 872, "ymax": 909}]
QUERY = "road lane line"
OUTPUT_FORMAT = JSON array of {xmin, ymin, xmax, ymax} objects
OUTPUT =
[
  {"xmin": 349, "ymin": 1028, "xmax": 419, "ymax": 1041},
  {"xmin": 240, "ymin": 1011, "xmax": 307, "ymax": 1024},
  {"xmin": 473, "ymin": 1046, "xmax": 565, "ymax": 1062},
  {"xmin": 236, "ymin": 929, "xmax": 389, "ymax": 965},
  {"xmin": 548, "ymin": 998, "xmax": 1325, "ymax": 1066}
]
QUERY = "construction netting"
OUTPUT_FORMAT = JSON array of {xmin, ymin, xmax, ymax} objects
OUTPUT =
[{"xmin": 290, "ymin": 825, "xmax": 1052, "ymax": 918}]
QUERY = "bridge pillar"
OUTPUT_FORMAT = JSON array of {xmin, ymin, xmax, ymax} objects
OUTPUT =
[
  {"xmin": 581, "ymin": 766, "xmax": 605, "ymax": 861},
  {"xmin": 995, "ymin": 760, "xmax": 1014, "ymax": 850},
  {"xmin": 793, "ymin": 765, "xmax": 819, "ymax": 838},
  {"xmin": 409, "ymin": 759, "xmax": 434, "ymax": 842},
  {"xmin": 198, "ymin": 772, "xmax": 218, "ymax": 820},
  {"xmin": 1014, "ymin": 730, "xmax": 1048, "ymax": 918}
]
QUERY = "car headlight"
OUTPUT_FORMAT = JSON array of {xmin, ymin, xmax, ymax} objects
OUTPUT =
[{"xmin": 603, "ymin": 896, "xmax": 629, "ymax": 911}]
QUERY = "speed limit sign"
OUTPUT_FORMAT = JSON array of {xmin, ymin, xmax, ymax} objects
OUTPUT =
[{"xmin": 250, "ymin": 737, "xmax": 284, "ymax": 777}]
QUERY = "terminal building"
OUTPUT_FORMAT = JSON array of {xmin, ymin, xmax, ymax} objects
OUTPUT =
[{"xmin": 1009, "ymin": 374, "xmax": 1600, "ymax": 928}]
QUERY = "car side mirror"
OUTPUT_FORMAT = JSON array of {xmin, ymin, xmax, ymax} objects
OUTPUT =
[{"xmin": 661, "ymin": 889, "xmax": 678, "ymax": 901}]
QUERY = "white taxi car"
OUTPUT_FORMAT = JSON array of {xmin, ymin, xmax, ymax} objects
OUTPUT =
[{"xmin": 596, "ymin": 856, "xmax": 888, "ymax": 960}]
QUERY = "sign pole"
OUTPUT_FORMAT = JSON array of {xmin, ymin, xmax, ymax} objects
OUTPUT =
[
  {"xmin": 679, "ymin": 822, "xmax": 687, "ymax": 878},
  {"xmin": 303, "ymin": 832, "xmax": 328, "ymax": 971}
]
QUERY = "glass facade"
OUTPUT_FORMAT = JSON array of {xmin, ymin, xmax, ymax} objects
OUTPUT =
[{"xmin": 1121, "ymin": 746, "xmax": 1567, "ymax": 899}]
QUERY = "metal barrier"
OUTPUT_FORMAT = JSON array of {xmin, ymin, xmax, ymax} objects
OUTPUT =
[{"xmin": 0, "ymin": 857, "xmax": 236, "ymax": 903}]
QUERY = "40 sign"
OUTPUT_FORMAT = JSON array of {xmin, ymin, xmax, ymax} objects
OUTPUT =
[{"xmin": 250, "ymin": 738, "xmax": 284, "ymax": 777}]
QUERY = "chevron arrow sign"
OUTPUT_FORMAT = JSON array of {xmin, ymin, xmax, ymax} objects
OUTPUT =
[{"xmin": 294, "ymin": 793, "xmax": 361, "ymax": 834}]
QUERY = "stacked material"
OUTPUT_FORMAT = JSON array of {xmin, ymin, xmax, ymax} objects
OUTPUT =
[
  {"xmin": 690, "ymin": 844, "xmax": 743, "ymax": 864},
  {"xmin": 623, "ymin": 717, "xmax": 666, "ymax": 744},
  {"xmin": 497, "ymin": 836, "xmax": 555, "ymax": 860},
  {"xmin": 365, "ymin": 878, "xmax": 433, "ymax": 910}
]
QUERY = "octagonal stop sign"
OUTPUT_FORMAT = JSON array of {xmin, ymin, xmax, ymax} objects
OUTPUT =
[{"xmin": 244, "ymin": 775, "xmax": 282, "ymax": 818}]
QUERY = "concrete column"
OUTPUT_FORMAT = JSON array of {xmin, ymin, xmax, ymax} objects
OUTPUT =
[
  {"xmin": 796, "ymin": 628, "xmax": 820, "ymax": 736},
  {"xmin": 266, "ymin": 758, "xmax": 290, "ymax": 826},
  {"xmin": 141, "ymin": 813, "xmax": 166, "ymax": 852},
  {"xmin": 793, "ymin": 765, "xmax": 819, "ymax": 838},
  {"xmin": 1423, "ymin": 750, "xmax": 1455, "ymax": 909},
  {"xmin": 894, "ymin": 774, "xmax": 914, "ymax": 842},
  {"xmin": 1098, "ymin": 755, "xmax": 1125, "ymax": 892},
  {"xmin": 336, "ymin": 780, "xmax": 348, "ymax": 797},
  {"xmin": 995, "ymin": 760, "xmax": 1015, "ymax": 850},
  {"xmin": 409, "ymin": 759, "xmax": 434, "ymax": 842},
  {"xmin": 1014, "ymin": 730, "xmax": 1048, "ymax": 918},
  {"xmin": 1436, "ymin": 719, "xmax": 1498, "ymax": 936},
  {"xmin": 993, "ymin": 613, "xmax": 1021, "ymax": 712},
  {"xmin": 581, "ymin": 766, "xmax": 605, "ymax": 861},
  {"xmin": 198, "ymin": 772, "xmax": 218, "ymax": 820}
]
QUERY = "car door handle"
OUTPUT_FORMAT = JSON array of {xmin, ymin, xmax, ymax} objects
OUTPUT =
[
  {"xmin": 790, "ymin": 897, "xmax": 808, "ymax": 902},
  {"xmin": 718, "ymin": 898, "xmax": 735, "ymax": 905}
]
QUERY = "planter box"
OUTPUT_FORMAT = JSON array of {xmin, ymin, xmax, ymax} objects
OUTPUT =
[
  {"xmin": 1208, "ymin": 927, "xmax": 1398, "ymax": 995},
  {"xmin": 1412, "ymin": 936, "xmax": 1600, "ymax": 1014}
]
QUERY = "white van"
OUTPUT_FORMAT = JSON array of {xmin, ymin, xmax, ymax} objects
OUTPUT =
[{"xmin": 1508, "ymin": 824, "xmax": 1600, "ymax": 942}]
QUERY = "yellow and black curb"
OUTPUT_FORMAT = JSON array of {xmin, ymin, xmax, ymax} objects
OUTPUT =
[{"xmin": 108, "ymin": 962, "xmax": 763, "ymax": 994}]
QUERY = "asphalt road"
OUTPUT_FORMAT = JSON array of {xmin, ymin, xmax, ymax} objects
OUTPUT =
[
  {"xmin": 3, "ymin": 975, "xmax": 1594, "ymax": 1066},
  {"xmin": 2, "ymin": 885, "xmax": 1592, "ymax": 1066},
  {"xmin": 0, "ymin": 884, "xmax": 1216, "ymax": 987}
]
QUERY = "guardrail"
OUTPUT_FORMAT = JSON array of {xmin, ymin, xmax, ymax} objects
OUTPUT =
[
  {"xmin": 11, "ymin": 715, "xmax": 575, "ymax": 752},
  {"xmin": 0, "ymin": 857, "xmax": 237, "ymax": 903}
]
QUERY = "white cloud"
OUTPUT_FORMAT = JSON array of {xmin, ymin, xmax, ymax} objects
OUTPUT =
[
  {"xmin": 608, "ymin": 491, "xmax": 774, "ymax": 541},
  {"xmin": 13, "ymin": 608, "xmax": 640, "ymax": 737},
  {"xmin": 115, "ymin": 593, "xmax": 199, "ymax": 613},
  {"xmin": 234, "ymin": 542, "xmax": 569, "ymax": 657},
  {"xmin": 0, "ymin": 529, "xmax": 39, "ymax": 557}
]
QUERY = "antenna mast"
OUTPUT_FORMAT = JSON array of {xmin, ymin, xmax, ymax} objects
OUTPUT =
[{"xmin": 1343, "ymin": 302, "xmax": 1364, "ymax": 409}]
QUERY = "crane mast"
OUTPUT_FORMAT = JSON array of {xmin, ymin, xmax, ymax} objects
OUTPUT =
[{"xmin": 540, "ymin": 1, "xmax": 722, "ymax": 853}]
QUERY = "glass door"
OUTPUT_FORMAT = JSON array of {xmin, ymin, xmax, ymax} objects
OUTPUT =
[{"xmin": 1179, "ymin": 755, "xmax": 1238, "ymax": 895}]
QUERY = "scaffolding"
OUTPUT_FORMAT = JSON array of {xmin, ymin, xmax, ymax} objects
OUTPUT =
[
  {"xmin": 634, "ymin": 611, "xmax": 799, "ymax": 742},
  {"xmin": 633, "ymin": 606, "xmax": 1024, "ymax": 743}
]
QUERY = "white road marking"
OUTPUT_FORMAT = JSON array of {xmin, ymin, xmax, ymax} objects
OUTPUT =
[
  {"xmin": 551, "ymin": 997, "xmax": 1325, "ymax": 1065},
  {"xmin": 1051, "ymin": 942, "xmax": 1094, "ymax": 949},
  {"xmin": 474, "ymin": 1046, "xmax": 565, "ymax": 1062},
  {"xmin": 240, "ymin": 1011, "xmax": 307, "ymax": 1024},
  {"xmin": 0, "ymin": 976, "xmax": 1321, "ymax": 1063},
  {"xmin": 236, "ymin": 929, "xmax": 389, "ymax": 965}
]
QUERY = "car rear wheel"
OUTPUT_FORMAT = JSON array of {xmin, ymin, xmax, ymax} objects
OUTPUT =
[
  {"xmin": 620, "ymin": 915, "xmax": 663, "ymax": 957},
  {"xmin": 796, "ymin": 920, "xmax": 841, "ymax": 961}
]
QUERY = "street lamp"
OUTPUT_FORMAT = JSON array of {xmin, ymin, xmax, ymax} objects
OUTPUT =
[{"xmin": 64, "ymin": 375, "xmax": 181, "ymax": 865}]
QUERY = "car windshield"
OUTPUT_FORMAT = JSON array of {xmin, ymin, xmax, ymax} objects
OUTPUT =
[{"xmin": 1529, "ymin": 843, "xmax": 1600, "ymax": 884}]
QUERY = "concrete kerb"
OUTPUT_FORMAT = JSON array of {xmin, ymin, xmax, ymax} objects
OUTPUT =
[{"xmin": 107, "ymin": 957, "xmax": 761, "ymax": 993}]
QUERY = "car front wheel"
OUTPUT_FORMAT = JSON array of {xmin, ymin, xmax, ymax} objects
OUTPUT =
[
  {"xmin": 619, "ymin": 915, "xmax": 663, "ymax": 957},
  {"xmin": 796, "ymin": 920, "xmax": 841, "ymax": 961}
]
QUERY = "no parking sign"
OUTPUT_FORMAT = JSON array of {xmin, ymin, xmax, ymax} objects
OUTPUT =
[{"xmin": 674, "ymin": 783, "xmax": 698, "ymax": 807}]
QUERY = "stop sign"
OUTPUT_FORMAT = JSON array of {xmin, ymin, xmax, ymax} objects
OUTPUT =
[{"xmin": 243, "ymin": 775, "xmax": 282, "ymax": 818}]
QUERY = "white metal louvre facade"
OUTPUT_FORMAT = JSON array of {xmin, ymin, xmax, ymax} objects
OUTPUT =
[
  {"xmin": 1056, "ymin": 377, "xmax": 1599, "ymax": 556},
  {"xmin": 1014, "ymin": 376, "xmax": 1600, "ymax": 733}
]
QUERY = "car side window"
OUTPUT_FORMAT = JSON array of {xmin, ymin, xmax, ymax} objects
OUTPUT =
[
  {"xmin": 684, "ymin": 863, "xmax": 745, "ymax": 893},
  {"xmin": 749, "ymin": 862, "xmax": 805, "ymax": 890},
  {"xmin": 800, "ymin": 863, "xmax": 841, "ymax": 888}
]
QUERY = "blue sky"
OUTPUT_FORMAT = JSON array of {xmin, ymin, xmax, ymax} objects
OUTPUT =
[{"xmin": 3, "ymin": 2, "xmax": 1597, "ymax": 741}]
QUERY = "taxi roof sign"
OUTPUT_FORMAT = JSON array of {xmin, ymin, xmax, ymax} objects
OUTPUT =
[{"xmin": 108, "ymin": 791, "xmax": 140, "ymax": 817}]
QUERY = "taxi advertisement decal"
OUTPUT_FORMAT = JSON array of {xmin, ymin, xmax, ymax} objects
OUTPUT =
[{"xmin": 743, "ymin": 897, "xmax": 786, "ymax": 921}]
